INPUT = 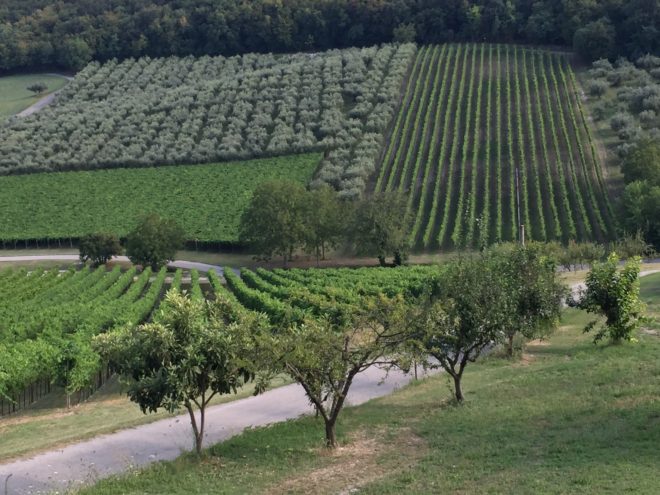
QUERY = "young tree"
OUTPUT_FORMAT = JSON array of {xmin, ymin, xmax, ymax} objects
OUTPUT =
[
  {"xmin": 350, "ymin": 192, "xmax": 411, "ymax": 267},
  {"xmin": 260, "ymin": 295, "xmax": 409, "ymax": 448},
  {"xmin": 304, "ymin": 185, "xmax": 346, "ymax": 263},
  {"xmin": 493, "ymin": 245, "xmax": 566, "ymax": 356},
  {"xmin": 571, "ymin": 253, "xmax": 645, "ymax": 343},
  {"xmin": 26, "ymin": 82, "xmax": 48, "ymax": 94},
  {"xmin": 239, "ymin": 181, "xmax": 308, "ymax": 266},
  {"xmin": 408, "ymin": 256, "xmax": 507, "ymax": 402},
  {"xmin": 94, "ymin": 291, "xmax": 266, "ymax": 454},
  {"xmin": 79, "ymin": 232, "xmax": 122, "ymax": 266},
  {"xmin": 125, "ymin": 213, "xmax": 184, "ymax": 270}
]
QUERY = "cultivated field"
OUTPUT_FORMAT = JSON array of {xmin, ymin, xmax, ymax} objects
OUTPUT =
[
  {"xmin": 0, "ymin": 154, "xmax": 319, "ymax": 245},
  {"xmin": 375, "ymin": 44, "xmax": 616, "ymax": 249},
  {"xmin": 0, "ymin": 45, "xmax": 414, "ymax": 198}
]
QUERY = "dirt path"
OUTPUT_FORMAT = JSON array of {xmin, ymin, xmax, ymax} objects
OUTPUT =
[
  {"xmin": 0, "ymin": 254, "xmax": 231, "ymax": 276},
  {"xmin": 0, "ymin": 366, "xmax": 426, "ymax": 495},
  {"xmin": 15, "ymin": 75, "xmax": 73, "ymax": 118}
]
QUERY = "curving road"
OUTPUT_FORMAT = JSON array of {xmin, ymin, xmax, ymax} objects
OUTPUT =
[
  {"xmin": 0, "ymin": 256, "xmax": 657, "ymax": 494},
  {"xmin": 15, "ymin": 74, "xmax": 74, "ymax": 118},
  {"xmin": 0, "ymin": 366, "xmax": 425, "ymax": 495}
]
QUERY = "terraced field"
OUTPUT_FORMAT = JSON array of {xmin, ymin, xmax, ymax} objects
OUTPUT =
[{"xmin": 375, "ymin": 44, "xmax": 615, "ymax": 249}]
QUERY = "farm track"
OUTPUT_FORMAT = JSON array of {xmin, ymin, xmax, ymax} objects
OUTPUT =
[{"xmin": 376, "ymin": 43, "xmax": 615, "ymax": 249}]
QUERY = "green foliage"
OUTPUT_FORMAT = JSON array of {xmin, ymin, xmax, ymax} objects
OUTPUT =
[
  {"xmin": 94, "ymin": 290, "xmax": 267, "ymax": 453},
  {"xmin": 350, "ymin": 191, "xmax": 411, "ymax": 266},
  {"xmin": 621, "ymin": 138, "xmax": 660, "ymax": 186},
  {"xmin": 79, "ymin": 232, "xmax": 122, "ymax": 266},
  {"xmin": 378, "ymin": 44, "xmax": 613, "ymax": 249},
  {"xmin": 304, "ymin": 185, "xmax": 346, "ymax": 262},
  {"xmin": 573, "ymin": 253, "xmax": 645, "ymax": 343},
  {"xmin": 573, "ymin": 18, "xmax": 616, "ymax": 61},
  {"xmin": 125, "ymin": 213, "xmax": 184, "ymax": 270},
  {"xmin": 26, "ymin": 82, "xmax": 47, "ymax": 94},
  {"xmin": 239, "ymin": 181, "xmax": 309, "ymax": 265},
  {"xmin": 408, "ymin": 256, "xmax": 508, "ymax": 402},
  {"xmin": 258, "ymin": 294, "xmax": 409, "ymax": 448},
  {"xmin": 0, "ymin": 44, "xmax": 414, "ymax": 204},
  {"xmin": 491, "ymin": 245, "xmax": 567, "ymax": 356},
  {"xmin": 0, "ymin": 154, "xmax": 318, "ymax": 244}
]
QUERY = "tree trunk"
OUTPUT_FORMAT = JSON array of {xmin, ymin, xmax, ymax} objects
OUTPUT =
[
  {"xmin": 453, "ymin": 374, "xmax": 464, "ymax": 403},
  {"xmin": 507, "ymin": 333, "xmax": 515, "ymax": 357},
  {"xmin": 185, "ymin": 403, "xmax": 203, "ymax": 454},
  {"xmin": 324, "ymin": 418, "xmax": 338, "ymax": 448},
  {"xmin": 378, "ymin": 255, "xmax": 386, "ymax": 267}
]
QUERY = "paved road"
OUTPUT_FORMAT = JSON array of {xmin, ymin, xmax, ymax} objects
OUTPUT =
[{"xmin": 0, "ymin": 366, "xmax": 424, "ymax": 495}]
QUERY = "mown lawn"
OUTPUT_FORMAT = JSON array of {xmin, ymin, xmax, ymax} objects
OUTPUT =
[
  {"xmin": 78, "ymin": 273, "xmax": 660, "ymax": 494},
  {"xmin": 0, "ymin": 74, "xmax": 69, "ymax": 117}
]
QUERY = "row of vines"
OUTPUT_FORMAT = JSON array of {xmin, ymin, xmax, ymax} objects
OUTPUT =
[{"xmin": 375, "ymin": 43, "xmax": 616, "ymax": 249}]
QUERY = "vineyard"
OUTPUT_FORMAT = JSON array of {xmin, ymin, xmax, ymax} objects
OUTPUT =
[
  {"xmin": 0, "ymin": 264, "xmax": 438, "ymax": 414},
  {"xmin": 375, "ymin": 44, "xmax": 616, "ymax": 249},
  {"xmin": 0, "ymin": 44, "xmax": 415, "ymax": 199},
  {"xmin": 0, "ymin": 154, "xmax": 318, "ymax": 245}
]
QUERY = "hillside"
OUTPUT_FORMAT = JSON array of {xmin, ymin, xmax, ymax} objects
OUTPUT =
[
  {"xmin": 0, "ymin": 43, "xmax": 617, "ymax": 248},
  {"xmin": 376, "ymin": 44, "xmax": 616, "ymax": 249},
  {"xmin": 0, "ymin": 44, "xmax": 414, "ymax": 200},
  {"xmin": 74, "ymin": 273, "xmax": 660, "ymax": 494}
]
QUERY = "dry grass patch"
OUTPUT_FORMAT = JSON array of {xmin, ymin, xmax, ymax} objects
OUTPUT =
[{"xmin": 264, "ymin": 428, "xmax": 426, "ymax": 495}]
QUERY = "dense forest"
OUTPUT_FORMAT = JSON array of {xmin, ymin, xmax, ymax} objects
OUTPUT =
[{"xmin": 0, "ymin": 0, "xmax": 658, "ymax": 72}]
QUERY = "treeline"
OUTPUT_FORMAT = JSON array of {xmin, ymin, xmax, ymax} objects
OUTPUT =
[{"xmin": 0, "ymin": 0, "xmax": 658, "ymax": 72}]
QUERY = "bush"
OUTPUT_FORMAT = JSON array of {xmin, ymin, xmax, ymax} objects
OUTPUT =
[
  {"xmin": 587, "ymin": 79, "xmax": 609, "ymax": 98},
  {"xmin": 125, "ymin": 213, "xmax": 185, "ymax": 270},
  {"xmin": 79, "ymin": 232, "xmax": 122, "ymax": 266}
]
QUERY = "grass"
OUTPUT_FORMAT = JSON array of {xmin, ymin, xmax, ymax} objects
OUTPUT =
[
  {"xmin": 0, "ymin": 74, "xmax": 69, "ymax": 117},
  {"xmin": 78, "ymin": 274, "xmax": 660, "ymax": 494},
  {"xmin": 0, "ymin": 375, "xmax": 291, "ymax": 462}
]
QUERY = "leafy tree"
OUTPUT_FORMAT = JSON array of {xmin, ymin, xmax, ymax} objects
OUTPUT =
[
  {"xmin": 573, "ymin": 17, "xmax": 616, "ymax": 62},
  {"xmin": 239, "ymin": 181, "xmax": 308, "ymax": 266},
  {"xmin": 57, "ymin": 37, "xmax": 92, "ymax": 70},
  {"xmin": 571, "ymin": 253, "xmax": 645, "ymax": 343},
  {"xmin": 259, "ymin": 295, "xmax": 409, "ymax": 448},
  {"xmin": 587, "ymin": 79, "xmax": 608, "ymax": 98},
  {"xmin": 79, "ymin": 232, "xmax": 122, "ymax": 266},
  {"xmin": 408, "ymin": 256, "xmax": 507, "ymax": 402},
  {"xmin": 493, "ymin": 245, "xmax": 566, "ymax": 356},
  {"xmin": 621, "ymin": 182, "xmax": 660, "ymax": 250},
  {"xmin": 621, "ymin": 138, "xmax": 660, "ymax": 185},
  {"xmin": 26, "ymin": 82, "xmax": 47, "ymax": 94},
  {"xmin": 393, "ymin": 22, "xmax": 416, "ymax": 43},
  {"xmin": 350, "ymin": 192, "xmax": 411, "ymax": 267},
  {"xmin": 94, "ymin": 291, "xmax": 266, "ymax": 454},
  {"xmin": 304, "ymin": 185, "xmax": 346, "ymax": 263},
  {"xmin": 125, "ymin": 213, "xmax": 184, "ymax": 270}
]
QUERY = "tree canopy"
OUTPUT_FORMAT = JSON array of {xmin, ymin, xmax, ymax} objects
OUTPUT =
[{"xmin": 125, "ymin": 213, "xmax": 185, "ymax": 270}]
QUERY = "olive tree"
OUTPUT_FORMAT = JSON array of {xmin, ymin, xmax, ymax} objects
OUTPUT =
[
  {"xmin": 94, "ymin": 291, "xmax": 267, "ymax": 454},
  {"xmin": 571, "ymin": 253, "xmax": 645, "ymax": 343}
]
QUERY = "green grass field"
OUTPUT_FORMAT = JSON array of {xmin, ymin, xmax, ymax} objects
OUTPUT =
[
  {"xmin": 78, "ymin": 273, "xmax": 660, "ymax": 494},
  {"xmin": 0, "ymin": 74, "xmax": 69, "ymax": 118},
  {"xmin": 0, "ymin": 153, "xmax": 320, "ymax": 244}
]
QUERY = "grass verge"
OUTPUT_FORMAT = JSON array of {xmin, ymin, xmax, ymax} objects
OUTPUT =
[
  {"xmin": 78, "ymin": 274, "xmax": 660, "ymax": 494},
  {"xmin": 0, "ymin": 376, "xmax": 290, "ymax": 462},
  {"xmin": 0, "ymin": 74, "xmax": 69, "ymax": 117}
]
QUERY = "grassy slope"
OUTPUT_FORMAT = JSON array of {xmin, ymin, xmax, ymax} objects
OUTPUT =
[
  {"xmin": 0, "ymin": 74, "xmax": 69, "ymax": 117},
  {"xmin": 0, "ymin": 153, "xmax": 320, "ymax": 243},
  {"xmin": 79, "ymin": 273, "xmax": 660, "ymax": 494}
]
